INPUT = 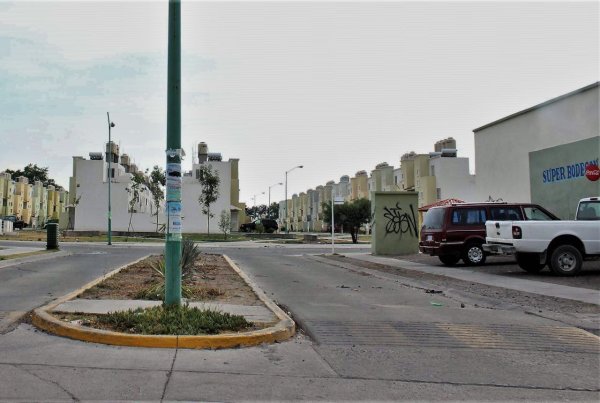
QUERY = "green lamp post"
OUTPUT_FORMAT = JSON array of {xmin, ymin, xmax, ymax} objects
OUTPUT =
[{"xmin": 164, "ymin": 0, "xmax": 182, "ymax": 306}]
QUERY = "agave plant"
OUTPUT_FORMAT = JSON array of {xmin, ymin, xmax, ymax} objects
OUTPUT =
[
  {"xmin": 136, "ymin": 256, "xmax": 195, "ymax": 300},
  {"xmin": 181, "ymin": 238, "xmax": 201, "ymax": 278}
]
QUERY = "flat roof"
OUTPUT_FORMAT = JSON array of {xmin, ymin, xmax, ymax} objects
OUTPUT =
[{"xmin": 473, "ymin": 82, "xmax": 599, "ymax": 133}]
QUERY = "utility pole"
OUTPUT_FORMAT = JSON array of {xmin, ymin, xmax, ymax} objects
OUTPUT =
[
  {"xmin": 165, "ymin": 0, "xmax": 182, "ymax": 306},
  {"xmin": 331, "ymin": 186, "xmax": 334, "ymax": 254},
  {"xmin": 268, "ymin": 182, "xmax": 282, "ymax": 209},
  {"xmin": 107, "ymin": 112, "xmax": 115, "ymax": 246}
]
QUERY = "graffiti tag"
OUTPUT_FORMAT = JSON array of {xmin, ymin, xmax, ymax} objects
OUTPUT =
[{"xmin": 382, "ymin": 202, "xmax": 418, "ymax": 238}]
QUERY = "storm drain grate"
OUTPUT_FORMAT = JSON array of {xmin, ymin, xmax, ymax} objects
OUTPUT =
[{"xmin": 306, "ymin": 320, "xmax": 600, "ymax": 353}]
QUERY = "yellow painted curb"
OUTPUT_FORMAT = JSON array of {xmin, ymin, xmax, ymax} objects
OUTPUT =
[{"xmin": 32, "ymin": 253, "xmax": 295, "ymax": 349}]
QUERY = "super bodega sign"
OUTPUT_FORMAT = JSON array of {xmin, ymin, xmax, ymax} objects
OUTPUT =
[{"xmin": 542, "ymin": 158, "xmax": 600, "ymax": 183}]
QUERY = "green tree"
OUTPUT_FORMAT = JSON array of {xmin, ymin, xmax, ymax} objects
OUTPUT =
[
  {"xmin": 267, "ymin": 202, "xmax": 279, "ymax": 219},
  {"xmin": 147, "ymin": 165, "xmax": 166, "ymax": 233},
  {"xmin": 245, "ymin": 203, "xmax": 279, "ymax": 220},
  {"xmin": 218, "ymin": 209, "xmax": 231, "ymax": 240},
  {"xmin": 197, "ymin": 165, "xmax": 220, "ymax": 235},
  {"xmin": 5, "ymin": 163, "xmax": 62, "ymax": 189},
  {"xmin": 126, "ymin": 171, "xmax": 146, "ymax": 239},
  {"xmin": 245, "ymin": 204, "xmax": 267, "ymax": 220},
  {"xmin": 322, "ymin": 198, "xmax": 371, "ymax": 243}
]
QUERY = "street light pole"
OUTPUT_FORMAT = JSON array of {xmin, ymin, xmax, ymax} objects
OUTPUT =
[
  {"xmin": 252, "ymin": 192, "xmax": 264, "ymax": 207},
  {"xmin": 284, "ymin": 165, "xmax": 303, "ymax": 234},
  {"xmin": 268, "ymin": 182, "xmax": 283, "ymax": 209},
  {"xmin": 106, "ymin": 112, "xmax": 115, "ymax": 246},
  {"xmin": 164, "ymin": 0, "xmax": 182, "ymax": 306}
]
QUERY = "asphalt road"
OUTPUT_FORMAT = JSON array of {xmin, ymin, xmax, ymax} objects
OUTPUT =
[
  {"xmin": 0, "ymin": 240, "xmax": 598, "ymax": 401},
  {"xmin": 401, "ymin": 253, "xmax": 600, "ymax": 290},
  {"xmin": 0, "ymin": 241, "xmax": 157, "ymax": 314}
]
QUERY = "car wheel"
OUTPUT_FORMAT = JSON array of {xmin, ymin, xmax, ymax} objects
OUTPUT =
[
  {"xmin": 462, "ymin": 243, "xmax": 486, "ymax": 266},
  {"xmin": 438, "ymin": 254, "xmax": 460, "ymax": 266},
  {"xmin": 549, "ymin": 245, "xmax": 582, "ymax": 276},
  {"xmin": 516, "ymin": 252, "xmax": 545, "ymax": 273}
]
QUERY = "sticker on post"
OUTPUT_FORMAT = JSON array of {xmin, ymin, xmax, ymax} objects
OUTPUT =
[
  {"xmin": 166, "ymin": 188, "xmax": 181, "ymax": 201},
  {"xmin": 166, "ymin": 163, "xmax": 182, "ymax": 178},
  {"xmin": 167, "ymin": 202, "xmax": 182, "ymax": 235}
]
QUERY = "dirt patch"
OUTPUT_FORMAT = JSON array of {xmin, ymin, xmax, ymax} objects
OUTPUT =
[{"xmin": 79, "ymin": 253, "xmax": 261, "ymax": 306}]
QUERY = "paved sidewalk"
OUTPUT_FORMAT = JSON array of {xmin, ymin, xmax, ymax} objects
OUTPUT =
[
  {"xmin": 345, "ymin": 253, "xmax": 600, "ymax": 305},
  {"xmin": 53, "ymin": 299, "xmax": 277, "ymax": 324}
]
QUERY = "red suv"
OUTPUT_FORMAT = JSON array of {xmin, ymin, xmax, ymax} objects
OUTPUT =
[{"xmin": 419, "ymin": 202, "xmax": 558, "ymax": 266}]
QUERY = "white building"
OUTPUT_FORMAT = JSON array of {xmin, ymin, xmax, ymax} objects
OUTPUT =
[
  {"xmin": 69, "ymin": 143, "xmax": 162, "ymax": 233},
  {"xmin": 429, "ymin": 155, "xmax": 476, "ymax": 202},
  {"xmin": 69, "ymin": 141, "xmax": 242, "ymax": 234},
  {"xmin": 332, "ymin": 175, "xmax": 351, "ymax": 201},
  {"xmin": 474, "ymin": 82, "xmax": 599, "ymax": 204},
  {"xmin": 399, "ymin": 138, "xmax": 476, "ymax": 206},
  {"xmin": 392, "ymin": 168, "xmax": 403, "ymax": 191},
  {"xmin": 181, "ymin": 142, "xmax": 242, "ymax": 233}
]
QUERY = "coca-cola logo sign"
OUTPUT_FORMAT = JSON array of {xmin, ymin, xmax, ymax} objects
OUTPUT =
[{"xmin": 586, "ymin": 164, "xmax": 600, "ymax": 182}]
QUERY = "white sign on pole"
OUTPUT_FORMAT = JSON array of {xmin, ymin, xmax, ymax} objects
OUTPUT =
[{"xmin": 334, "ymin": 197, "xmax": 344, "ymax": 205}]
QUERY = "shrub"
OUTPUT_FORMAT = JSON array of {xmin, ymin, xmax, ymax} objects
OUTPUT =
[
  {"xmin": 135, "ymin": 257, "xmax": 194, "ymax": 300},
  {"xmin": 98, "ymin": 304, "xmax": 252, "ymax": 335}
]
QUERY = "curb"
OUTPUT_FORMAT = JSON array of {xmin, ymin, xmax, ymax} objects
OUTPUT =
[{"xmin": 32, "ymin": 254, "xmax": 295, "ymax": 349}]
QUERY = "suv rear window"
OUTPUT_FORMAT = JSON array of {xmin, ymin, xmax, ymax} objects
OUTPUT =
[
  {"xmin": 451, "ymin": 208, "xmax": 487, "ymax": 226},
  {"xmin": 422, "ymin": 208, "xmax": 445, "ymax": 229},
  {"xmin": 489, "ymin": 207, "xmax": 521, "ymax": 221}
]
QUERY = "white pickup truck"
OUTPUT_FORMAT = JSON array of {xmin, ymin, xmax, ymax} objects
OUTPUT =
[{"xmin": 483, "ymin": 197, "xmax": 600, "ymax": 276}]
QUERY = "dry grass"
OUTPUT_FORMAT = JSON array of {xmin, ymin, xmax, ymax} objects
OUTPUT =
[{"xmin": 78, "ymin": 254, "xmax": 261, "ymax": 306}]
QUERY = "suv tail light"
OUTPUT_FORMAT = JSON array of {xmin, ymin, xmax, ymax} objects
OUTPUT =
[{"xmin": 512, "ymin": 226, "xmax": 522, "ymax": 239}]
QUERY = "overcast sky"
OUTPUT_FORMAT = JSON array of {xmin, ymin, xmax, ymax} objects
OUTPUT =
[{"xmin": 1, "ymin": 1, "xmax": 598, "ymax": 206}]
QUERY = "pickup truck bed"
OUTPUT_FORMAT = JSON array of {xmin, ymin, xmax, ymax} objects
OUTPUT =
[{"xmin": 484, "ymin": 220, "xmax": 600, "ymax": 275}]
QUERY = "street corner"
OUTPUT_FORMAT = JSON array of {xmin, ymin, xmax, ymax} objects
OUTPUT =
[{"xmin": 30, "ymin": 253, "xmax": 295, "ymax": 350}]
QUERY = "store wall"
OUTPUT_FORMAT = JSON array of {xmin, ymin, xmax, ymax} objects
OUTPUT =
[
  {"xmin": 529, "ymin": 137, "xmax": 600, "ymax": 219},
  {"xmin": 475, "ymin": 84, "xmax": 598, "ymax": 203}
]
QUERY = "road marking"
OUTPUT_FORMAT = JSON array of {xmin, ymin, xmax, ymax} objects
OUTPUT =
[
  {"xmin": 306, "ymin": 320, "xmax": 600, "ymax": 353},
  {"xmin": 439, "ymin": 324, "xmax": 511, "ymax": 349}
]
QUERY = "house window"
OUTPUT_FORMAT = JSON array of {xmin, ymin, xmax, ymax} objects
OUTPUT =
[
  {"xmin": 436, "ymin": 188, "xmax": 441, "ymax": 200},
  {"xmin": 431, "ymin": 165, "xmax": 435, "ymax": 176}
]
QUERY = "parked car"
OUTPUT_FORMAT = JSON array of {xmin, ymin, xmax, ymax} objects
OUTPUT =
[
  {"xmin": 1, "ymin": 215, "xmax": 26, "ymax": 230},
  {"xmin": 419, "ymin": 202, "xmax": 558, "ymax": 266},
  {"xmin": 239, "ymin": 218, "xmax": 278, "ymax": 233},
  {"xmin": 483, "ymin": 197, "xmax": 600, "ymax": 275}
]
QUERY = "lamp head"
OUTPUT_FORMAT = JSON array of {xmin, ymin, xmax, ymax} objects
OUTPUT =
[
  {"xmin": 299, "ymin": 165, "xmax": 303, "ymax": 168},
  {"xmin": 110, "ymin": 122, "xmax": 115, "ymax": 128}
]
